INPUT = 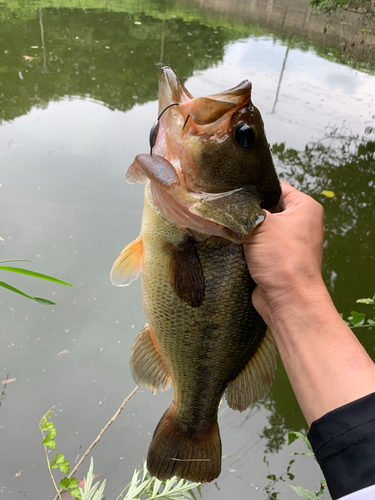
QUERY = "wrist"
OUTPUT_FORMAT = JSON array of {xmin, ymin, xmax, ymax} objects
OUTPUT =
[{"xmin": 254, "ymin": 277, "xmax": 330, "ymax": 332}]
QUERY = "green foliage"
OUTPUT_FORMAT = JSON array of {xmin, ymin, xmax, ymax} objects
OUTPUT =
[
  {"xmin": 80, "ymin": 458, "xmax": 106, "ymax": 500},
  {"xmin": 309, "ymin": 0, "xmax": 374, "ymax": 39},
  {"xmin": 290, "ymin": 481, "xmax": 327, "ymax": 499},
  {"xmin": 288, "ymin": 431, "xmax": 314, "ymax": 456},
  {"xmin": 288, "ymin": 432, "xmax": 330, "ymax": 499},
  {"xmin": 39, "ymin": 407, "xmax": 82, "ymax": 499},
  {"xmin": 263, "ymin": 454, "xmax": 295, "ymax": 500},
  {"xmin": 116, "ymin": 461, "xmax": 202, "ymax": 500},
  {"xmin": 40, "ymin": 409, "xmax": 202, "ymax": 500},
  {"xmin": 345, "ymin": 294, "xmax": 375, "ymax": 329},
  {"xmin": 310, "ymin": 0, "xmax": 374, "ymax": 17},
  {"xmin": 0, "ymin": 259, "xmax": 74, "ymax": 305}
]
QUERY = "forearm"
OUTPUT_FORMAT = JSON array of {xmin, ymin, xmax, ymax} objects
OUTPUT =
[{"xmin": 266, "ymin": 284, "xmax": 375, "ymax": 426}]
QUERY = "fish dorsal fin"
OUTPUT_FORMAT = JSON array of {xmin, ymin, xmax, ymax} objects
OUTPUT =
[
  {"xmin": 182, "ymin": 97, "xmax": 236, "ymax": 125},
  {"xmin": 226, "ymin": 328, "xmax": 277, "ymax": 411},
  {"xmin": 110, "ymin": 235, "xmax": 143, "ymax": 286},
  {"xmin": 189, "ymin": 188, "xmax": 265, "ymax": 244}
]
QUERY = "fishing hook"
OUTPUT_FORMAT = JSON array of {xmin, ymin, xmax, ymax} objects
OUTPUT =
[{"xmin": 149, "ymin": 102, "xmax": 180, "ymax": 155}]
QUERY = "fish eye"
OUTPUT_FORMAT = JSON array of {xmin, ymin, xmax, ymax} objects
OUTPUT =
[{"xmin": 234, "ymin": 123, "xmax": 256, "ymax": 148}]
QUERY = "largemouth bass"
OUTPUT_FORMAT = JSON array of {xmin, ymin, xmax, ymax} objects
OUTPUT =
[{"xmin": 111, "ymin": 67, "xmax": 284, "ymax": 483}]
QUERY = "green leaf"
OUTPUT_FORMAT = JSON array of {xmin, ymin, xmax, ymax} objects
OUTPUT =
[
  {"xmin": 290, "ymin": 484, "xmax": 320, "ymax": 499},
  {"xmin": 43, "ymin": 437, "xmax": 56, "ymax": 450},
  {"xmin": 59, "ymin": 461, "xmax": 70, "ymax": 475},
  {"xmin": 188, "ymin": 489, "xmax": 197, "ymax": 500},
  {"xmin": 59, "ymin": 477, "xmax": 70, "ymax": 489},
  {"xmin": 48, "ymin": 428, "xmax": 57, "ymax": 439},
  {"xmin": 41, "ymin": 421, "xmax": 54, "ymax": 431},
  {"xmin": 356, "ymin": 297, "xmax": 375, "ymax": 305},
  {"xmin": 349, "ymin": 311, "xmax": 366, "ymax": 326},
  {"xmin": 0, "ymin": 281, "xmax": 57, "ymax": 305},
  {"xmin": 67, "ymin": 478, "xmax": 79, "ymax": 489},
  {"xmin": 0, "ymin": 265, "xmax": 74, "ymax": 287},
  {"xmin": 0, "ymin": 259, "xmax": 30, "ymax": 263},
  {"xmin": 51, "ymin": 452, "xmax": 65, "ymax": 469},
  {"xmin": 288, "ymin": 431, "xmax": 302, "ymax": 446},
  {"xmin": 368, "ymin": 319, "xmax": 375, "ymax": 326},
  {"xmin": 69, "ymin": 487, "xmax": 81, "ymax": 498}
]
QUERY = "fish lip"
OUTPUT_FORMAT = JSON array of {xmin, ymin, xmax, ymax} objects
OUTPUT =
[{"xmin": 158, "ymin": 66, "xmax": 193, "ymax": 112}]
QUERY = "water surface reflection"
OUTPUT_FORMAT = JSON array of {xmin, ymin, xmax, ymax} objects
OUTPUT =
[{"xmin": 1, "ymin": 2, "xmax": 374, "ymax": 499}]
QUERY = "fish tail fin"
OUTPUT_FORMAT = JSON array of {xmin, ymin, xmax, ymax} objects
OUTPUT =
[{"xmin": 147, "ymin": 406, "xmax": 221, "ymax": 482}]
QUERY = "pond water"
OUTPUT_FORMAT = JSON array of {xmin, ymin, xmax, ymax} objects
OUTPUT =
[{"xmin": 1, "ymin": 1, "xmax": 374, "ymax": 499}]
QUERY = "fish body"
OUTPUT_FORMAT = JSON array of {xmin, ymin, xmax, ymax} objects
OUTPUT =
[{"xmin": 111, "ymin": 67, "xmax": 283, "ymax": 483}]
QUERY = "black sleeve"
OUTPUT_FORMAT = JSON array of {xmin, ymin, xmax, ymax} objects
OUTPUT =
[{"xmin": 307, "ymin": 392, "xmax": 375, "ymax": 500}]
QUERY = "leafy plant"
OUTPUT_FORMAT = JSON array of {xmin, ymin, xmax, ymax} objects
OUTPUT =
[
  {"xmin": 40, "ymin": 407, "xmax": 82, "ymax": 499},
  {"xmin": 263, "ymin": 453, "xmax": 295, "ymax": 500},
  {"xmin": 345, "ymin": 294, "xmax": 375, "ymax": 329},
  {"xmin": 0, "ymin": 259, "xmax": 74, "ymax": 305},
  {"xmin": 79, "ymin": 458, "xmax": 106, "ymax": 500},
  {"xmin": 288, "ymin": 432, "xmax": 330, "ymax": 499},
  {"xmin": 310, "ymin": 0, "xmax": 375, "ymax": 17},
  {"xmin": 116, "ymin": 462, "xmax": 202, "ymax": 500}
]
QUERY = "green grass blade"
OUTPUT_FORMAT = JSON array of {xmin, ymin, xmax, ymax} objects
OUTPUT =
[
  {"xmin": 0, "ymin": 281, "xmax": 57, "ymax": 305},
  {"xmin": 0, "ymin": 266, "xmax": 74, "ymax": 287},
  {"xmin": 0, "ymin": 259, "xmax": 31, "ymax": 263}
]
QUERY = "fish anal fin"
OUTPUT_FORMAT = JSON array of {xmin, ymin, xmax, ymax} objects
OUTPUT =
[
  {"xmin": 166, "ymin": 235, "xmax": 205, "ymax": 308},
  {"xmin": 127, "ymin": 154, "xmax": 181, "ymax": 193},
  {"xmin": 147, "ymin": 405, "xmax": 221, "ymax": 482},
  {"xmin": 110, "ymin": 235, "xmax": 143, "ymax": 287},
  {"xmin": 226, "ymin": 328, "xmax": 277, "ymax": 411},
  {"xmin": 130, "ymin": 324, "xmax": 171, "ymax": 393}
]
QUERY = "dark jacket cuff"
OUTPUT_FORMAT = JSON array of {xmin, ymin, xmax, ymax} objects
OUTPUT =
[{"xmin": 308, "ymin": 392, "xmax": 375, "ymax": 499}]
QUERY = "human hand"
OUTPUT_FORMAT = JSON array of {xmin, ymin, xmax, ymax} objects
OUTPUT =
[{"xmin": 243, "ymin": 181, "xmax": 326, "ymax": 325}]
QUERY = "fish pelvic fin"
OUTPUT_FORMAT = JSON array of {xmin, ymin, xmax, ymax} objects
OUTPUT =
[
  {"xmin": 130, "ymin": 324, "xmax": 171, "ymax": 393},
  {"xmin": 147, "ymin": 406, "xmax": 221, "ymax": 483},
  {"xmin": 110, "ymin": 235, "xmax": 143, "ymax": 286},
  {"xmin": 226, "ymin": 328, "xmax": 277, "ymax": 411}
]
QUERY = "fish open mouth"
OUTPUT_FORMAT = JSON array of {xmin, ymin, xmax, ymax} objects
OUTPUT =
[
  {"xmin": 130, "ymin": 67, "xmax": 284, "ymax": 242},
  {"xmin": 152, "ymin": 67, "xmax": 254, "ymax": 165}
]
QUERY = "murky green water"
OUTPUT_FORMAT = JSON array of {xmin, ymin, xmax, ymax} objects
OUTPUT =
[{"xmin": 1, "ymin": 1, "xmax": 374, "ymax": 498}]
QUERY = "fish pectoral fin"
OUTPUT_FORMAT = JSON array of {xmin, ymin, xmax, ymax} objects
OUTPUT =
[
  {"xmin": 166, "ymin": 235, "xmax": 205, "ymax": 308},
  {"xmin": 189, "ymin": 188, "xmax": 265, "ymax": 243},
  {"xmin": 110, "ymin": 235, "xmax": 143, "ymax": 286},
  {"xmin": 182, "ymin": 97, "xmax": 236, "ymax": 125},
  {"xmin": 130, "ymin": 324, "xmax": 171, "ymax": 393},
  {"xmin": 226, "ymin": 328, "xmax": 277, "ymax": 411},
  {"xmin": 147, "ymin": 405, "xmax": 221, "ymax": 482},
  {"xmin": 127, "ymin": 154, "xmax": 181, "ymax": 193}
]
